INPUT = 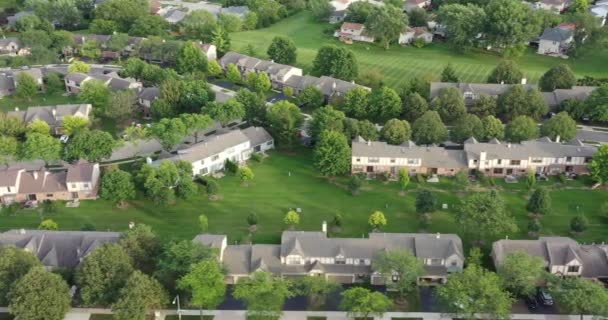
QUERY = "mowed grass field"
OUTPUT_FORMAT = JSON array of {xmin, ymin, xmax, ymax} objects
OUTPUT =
[
  {"xmin": 231, "ymin": 12, "xmax": 608, "ymax": 88},
  {"xmin": 1, "ymin": 150, "xmax": 607, "ymax": 249}
]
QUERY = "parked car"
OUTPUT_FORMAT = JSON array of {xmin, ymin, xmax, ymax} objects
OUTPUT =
[
  {"xmin": 525, "ymin": 295, "xmax": 539, "ymax": 310},
  {"xmin": 537, "ymin": 289, "xmax": 554, "ymax": 306}
]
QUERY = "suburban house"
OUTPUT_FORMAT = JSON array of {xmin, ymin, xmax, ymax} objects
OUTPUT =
[
  {"xmin": 591, "ymin": 1, "xmax": 608, "ymax": 26},
  {"xmin": 0, "ymin": 160, "xmax": 100, "ymax": 204},
  {"xmin": 537, "ymin": 24, "xmax": 575, "ymax": 56},
  {"xmin": 64, "ymin": 72, "xmax": 142, "ymax": 94},
  {"xmin": 399, "ymin": 27, "xmax": 434, "ymax": 45},
  {"xmin": 219, "ymin": 52, "xmax": 303, "ymax": 88},
  {"xmin": 492, "ymin": 237, "xmax": 608, "ymax": 281},
  {"xmin": 194, "ymin": 229, "xmax": 464, "ymax": 285},
  {"xmin": 137, "ymin": 87, "xmax": 160, "ymax": 118},
  {"xmin": 0, "ymin": 229, "xmax": 120, "ymax": 269},
  {"xmin": 335, "ymin": 22, "xmax": 375, "ymax": 43},
  {"xmin": 404, "ymin": 0, "xmax": 431, "ymax": 12},
  {"xmin": 328, "ymin": 0, "xmax": 383, "ymax": 23},
  {"xmin": 0, "ymin": 37, "xmax": 29, "ymax": 56},
  {"xmin": 0, "ymin": 68, "xmax": 44, "ymax": 98},
  {"xmin": 430, "ymin": 82, "xmax": 597, "ymax": 110},
  {"xmin": 6, "ymin": 11, "xmax": 34, "ymax": 27},
  {"xmin": 0, "ymin": 73, "xmax": 15, "ymax": 97},
  {"xmin": 197, "ymin": 42, "xmax": 217, "ymax": 60},
  {"xmin": 7, "ymin": 104, "xmax": 92, "ymax": 135},
  {"xmin": 153, "ymin": 127, "xmax": 274, "ymax": 176},
  {"xmin": 12, "ymin": 68, "xmax": 44, "ymax": 87},
  {"xmin": 531, "ymin": 0, "xmax": 571, "ymax": 12},
  {"xmin": 284, "ymin": 75, "xmax": 368, "ymax": 102},
  {"xmin": 351, "ymin": 136, "xmax": 596, "ymax": 177},
  {"xmin": 219, "ymin": 6, "xmax": 250, "ymax": 17},
  {"xmin": 158, "ymin": 8, "xmax": 188, "ymax": 24}
]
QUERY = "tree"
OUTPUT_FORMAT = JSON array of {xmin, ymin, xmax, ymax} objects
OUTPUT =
[
  {"xmin": 105, "ymin": 89, "xmax": 137, "ymax": 120},
  {"xmin": 15, "ymin": 73, "xmax": 38, "ymax": 101},
  {"xmin": 437, "ymin": 264, "xmax": 513, "ymax": 319},
  {"xmin": 179, "ymin": 10, "xmax": 217, "ymax": 41},
  {"xmin": 21, "ymin": 133, "xmax": 62, "ymax": 163},
  {"xmin": 480, "ymin": 116, "xmax": 504, "ymax": 141},
  {"xmin": 310, "ymin": 106, "xmax": 346, "ymax": 141},
  {"xmin": 570, "ymin": 0, "xmax": 590, "ymax": 13},
  {"xmin": 505, "ymin": 116, "xmax": 539, "ymax": 142},
  {"xmin": 487, "ymin": 60, "xmax": 524, "ymax": 84},
  {"xmin": 528, "ymin": 218, "xmax": 541, "ymax": 234},
  {"xmin": 176, "ymin": 42, "xmax": 208, "ymax": 74},
  {"xmin": 401, "ymin": 92, "xmax": 428, "ymax": 122},
  {"xmin": 430, "ymin": 87, "xmax": 466, "ymax": 123},
  {"xmin": 76, "ymin": 243, "xmax": 134, "ymax": 306},
  {"xmin": 370, "ymin": 86, "xmax": 401, "ymax": 121},
  {"xmin": 150, "ymin": 117, "xmax": 188, "ymax": 151},
  {"xmin": 0, "ymin": 114, "xmax": 26, "ymax": 137},
  {"xmin": 235, "ymin": 89, "xmax": 267, "ymax": 124},
  {"xmin": 212, "ymin": 26, "xmax": 231, "ymax": 56},
  {"xmin": 178, "ymin": 259, "xmax": 226, "ymax": 318},
  {"xmin": 101, "ymin": 169, "xmax": 135, "ymax": 207},
  {"xmin": 498, "ymin": 251, "xmax": 546, "ymax": 297},
  {"xmin": 570, "ymin": 215, "xmax": 588, "ymax": 233},
  {"xmin": 484, "ymin": 0, "xmax": 540, "ymax": 50},
  {"xmin": 62, "ymin": 115, "xmax": 89, "ymax": 135},
  {"xmin": 450, "ymin": 114, "xmax": 484, "ymax": 143},
  {"xmin": 374, "ymin": 250, "xmax": 425, "ymax": 299},
  {"xmin": 218, "ymin": 12, "xmax": 243, "ymax": 32},
  {"xmin": 120, "ymin": 224, "xmax": 161, "ymax": 275},
  {"xmin": 381, "ymin": 119, "xmax": 411, "ymax": 145},
  {"xmin": 243, "ymin": 12, "xmax": 259, "ymax": 30},
  {"xmin": 81, "ymin": 39, "xmax": 101, "ymax": 60},
  {"xmin": 437, "ymin": 3, "xmax": 486, "ymax": 52},
  {"xmin": 129, "ymin": 15, "xmax": 169, "ymax": 37},
  {"xmin": 590, "ymin": 145, "xmax": 608, "ymax": 184},
  {"xmin": 342, "ymin": 87, "xmax": 370, "ymax": 119},
  {"xmin": 308, "ymin": 0, "xmax": 332, "ymax": 20},
  {"xmin": 398, "ymin": 168, "xmax": 410, "ymax": 191},
  {"xmin": 441, "ymin": 64, "xmax": 459, "ymax": 82},
  {"xmin": 90, "ymin": 19, "xmax": 119, "ymax": 34},
  {"xmin": 550, "ymin": 277, "xmax": 608, "ymax": 318},
  {"xmin": 267, "ymin": 36, "xmax": 297, "ymax": 64},
  {"xmin": 155, "ymin": 241, "xmax": 214, "ymax": 290},
  {"xmin": 207, "ymin": 60, "xmax": 223, "ymax": 78},
  {"xmin": 298, "ymin": 86, "xmax": 325, "ymax": 110},
  {"xmin": 415, "ymin": 189, "xmax": 437, "ymax": 214},
  {"xmin": 456, "ymin": 191, "xmax": 518, "ymax": 243},
  {"xmin": 65, "ymin": 130, "xmax": 116, "ymax": 162},
  {"xmin": 239, "ymin": 166, "xmax": 255, "ymax": 184},
  {"xmin": 368, "ymin": 210, "xmax": 387, "ymax": 230},
  {"xmin": 312, "ymin": 45, "xmax": 358, "ymax": 81},
  {"xmin": 527, "ymin": 187, "xmax": 551, "ymax": 216},
  {"xmin": 198, "ymin": 214, "xmax": 209, "ymax": 232},
  {"xmin": 0, "ymin": 246, "xmax": 41, "ymax": 305},
  {"xmin": 206, "ymin": 99, "xmax": 246, "ymax": 127},
  {"xmin": 470, "ymin": 95, "xmax": 497, "ymax": 118},
  {"xmin": 266, "ymin": 101, "xmax": 303, "ymax": 148},
  {"xmin": 313, "ymin": 130, "xmax": 351, "ymax": 176},
  {"xmin": 38, "ymin": 219, "xmax": 59, "ymax": 230},
  {"xmin": 233, "ymin": 271, "xmax": 293, "ymax": 320},
  {"xmin": 8, "ymin": 267, "xmax": 71, "ymax": 320},
  {"xmin": 412, "ymin": 111, "xmax": 448, "ymax": 144},
  {"xmin": 44, "ymin": 72, "xmax": 65, "ymax": 94},
  {"xmin": 0, "ymin": 136, "xmax": 18, "ymax": 164},
  {"xmin": 94, "ymin": 0, "xmax": 149, "ymax": 31},
  {"xmin": 246, "ymin": 71, "xmax": 271, "ymax": 93},
  {"xmin": 366, "ymin": 5, "xmax": 407, "ymax": 49},
  {"xmin": 541, "ymin": 112, "xmax": 577, "ymax": 141},
  {"xmin": 112, "ymin": 271, "xmax": 167, "ymax": 320},
  {"xmin": 340, "ymin": 287, "xmax": 392, "ymax": 320},
  {"xmin": 345, "ymin": 1, "xmax": 375, "ymax": 23},
  {"xmin": 283, "ymin": 210, "xmax": 300, "ymax": 228},
  {"xmin": 226, "ymin": 63, "xmax": 242, "ymax": 83},
  {"xmin": 585, "ymin": 85, "xmax": 608, "ymax": 123},
  {"xmin": 27, "ymin": 119, "xmax": 51, "ymax": 135},
  {"xmin": 293, "ymin": 276, "xmax": 339, "ymax": 308},
  {"xmin": 79, "ymin": 80, "xmax": 111, "ymax": 112},
  {"xmin": 358, "ymin": 120, "xmax": 378, "ymax": 140},
  {"xmin": 539, "ymin": 64, "xmax": 576, "ymax": 91},
  {"xmin": 408, "ymin": 7, "xmax": 428, "ymax": 27}
]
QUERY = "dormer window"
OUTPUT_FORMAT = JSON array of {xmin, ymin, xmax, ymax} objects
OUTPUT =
[
  {"xmin": 286, "ymin": 256, "xmax": 302, "ymax": 265},
  {"xmin": 567, "ymin": 265, "xmax": 580, "ymax": 273},
  {"xmin": 336, "ymin": 256, "xmax": 346, "ymax": 264},
  {"xmin": 428, "ymin": 258, "xmax": 442, "ymax": 266},
  {"xmin": 464, "ymin": 92, "xmax": 474, "ymax": 99}
]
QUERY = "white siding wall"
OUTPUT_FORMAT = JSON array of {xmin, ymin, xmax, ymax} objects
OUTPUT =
[
  {"xmin": 191, "ymin": 141, "xmax": 251, "ymax": 176},
  {"xmin": 352, "ymin": 156, "xmax": 422, "ymax": 167}
]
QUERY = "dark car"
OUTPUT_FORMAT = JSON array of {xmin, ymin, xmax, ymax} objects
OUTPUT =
[
  {"xmin": 525, "ymin": 295, "xmax": 539, "ymax": 310},
  {"xmin": 537, "ymin": 289, "xmax": 554, "ymax": 306}
]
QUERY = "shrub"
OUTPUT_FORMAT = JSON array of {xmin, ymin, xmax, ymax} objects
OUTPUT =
[
  {"xmin": 250, "ymin": 153, "xmax": 263, "ymax": 162},
  {"xmin": 247, "ymin": 212, "xmax": 258, "ymax": 226},
  {"xmin": 377, "ymin": 172, "xmax": 390, "ymax": 182},
  {"xmin": 412, "ymin": 38, "xmax": 426, "ymax": 48},
  {"xmin": 206, "ymin": 179, "xmax": 219, "ymax": 195},
  {"xmin": 348, "ymin": 175, "xmax": 362, "ymax": 195},
  {"xmin": 570, "ymin": 215, "xmax": 588, "ymax": 233},
  {"xmin": 332, "ymin": 213, "xmax": 343, "ymax": 228},
  {"xmin": 528, "ymin": 219, "xmax": 541, "ymax": 234},
  {"xmin": 81, "ymin": 223, "xmax": 96, "ymax": 231},
  {"xmin": 415, "ymin": 173, "xmax": 425, "ymax": 183},
  {"xmin": 455, "ymin": 171, "xmax": 469, "ymax": 186},
  {"xmin": 474, "ymin": 170, "xmax": 488, "ymax": 185},
  {"xmin": 224, "ymin": 159, "xmax": 238, "ymax": 174},
  {"xmin": 558, "ymin": 173, "xmax": 567, "ymax": 183},
  {"xmin": 416, "ymin": 189, "xmax": 437, "ymax": 214}
]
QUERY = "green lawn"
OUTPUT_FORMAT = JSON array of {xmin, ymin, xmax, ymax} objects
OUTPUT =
[
  {"xmin": 1, "ymin": 149, "xmax": 607, "ymax": 248},
  {"xmin": 231, "ymin": 12, "xmax": 608, "ymax": 88},
  {"xmin": 165, "ymin": 316, "xmax": 214, "ymax": 320},
  {"xmin": 0, "ymin": 92, "xmax": 80, "ymax": 113}
]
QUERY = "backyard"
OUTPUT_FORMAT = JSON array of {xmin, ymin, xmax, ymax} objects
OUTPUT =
[
  {"xmin": 231, "ymin": 12, "xmax": 608, "ymax": 88},
  {"xmin": 0, "ymin": 149, "xmax": 606, "ymax": 249},
  {"xmin": 0, "ymin": 92, "xmax": 79, "ymax": 113}
]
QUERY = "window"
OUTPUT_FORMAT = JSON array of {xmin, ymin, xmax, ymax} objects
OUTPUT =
[
  {"xmin": 585, "ymin": 157, "xmax": 592, "ymax": 163},
  {"xmin": 428, "ymin": 258, "xmax": 442, "ymax": 266},
  {"xmin": 83, "ymin": 183, "xmax": 89, "ymax": 189},
  {"xmin": 493, "ymin": 168, "xmax": 503, "ymax": 174},
  {"xmin": 473, "ymin": 160, "xmax": 478, "ymax": 164},
  {"xmin": 391, "ymin": 274, "xmax": 399, "ymax": 282},
  {"xmin": 407, "ymin": 159, "xmax": 418, "ymax": 165},
  {"xmin": 200, "ymin": 159, "xmax": 205, "ymax": 165},
  {"xmin": 356, "ymin": 158, "xmax": 361, "ymax": 162},
  {"xmin": 199, "ymin": 168, "xmax": 208, "ymax": 175},
  {"xmin": 336, "ymin": 256, "xmax": 346, "ymax": 264},
  {"xmin": 497, "ymin": 159, "xmax": 502, "ymax": 165},
  {"xmin": 226, "ymin": 148, "xmax": 235, "ymax": 154},
  {"xmin": 390, "ymin": 158, "xmax": 396, "ymax": 163},
  {"xmin": 71, "ymin": 184, "xmax": 77, "ymax": 189},
  {"xmin": 266, "ymin": 141, "xmax": 273, "ymax": 146},
  {"xmin": 368, "ymin": 158, "xmax": 379, "ymax": 163},
  {"xmin": 566, "ymin": 156, "xmax": 572, "ymax": 162},
  {"xmin": 567, "ymin": 265, "xmax": 580, "ymax": 273},
  {"xmin": 510, "ymin": 160, "xmax": 521, "ymax": 165},
  {"xmin": 286, "ymin": 256, "xmax": 302, "ymax": 265},
  {"xmin": 46, "ymin": 194, "xmax": 54, "ymax": 197},
  {"xmin": 6, "ymin": 187, "xmax": 10, "ymax": 192},
  {"xmin": 531, "ymin": 158, "xmax": 542, "ymax": 163},
  {"xmin": 211, "ymin": 155, "xmax": 219, "ymax": 161}
]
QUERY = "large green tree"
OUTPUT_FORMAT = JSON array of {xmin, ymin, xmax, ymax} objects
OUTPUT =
[
  {"xmin": 101, "ymin": 169, "xmax": 135, "ymax": 207},
  {"xmin": 550, "ymin": 277, "xmax": 608, "ymax": 318},
  {"xmin": 505, "ymin": 115, "xmax": 539, "ymax": 142},
  {"xmin": 206, "ymin": 99, "xmax": 246, "ymax": 126},
  {"xmin": 487, "ymin": 60, "xmax": 524, "ymax": 84},
  {"xmin": 437, "ymin": 4, "xmax": 486, "ymax": 51},
  {"xmin": 412, "ymin": 111, "xmax": 448, "ymax": 144},
  {"xmin": 21, "ymin": 133, "xmax": 62, "ymax": 163},
  {"xmin": 8, "ymin": 267, "xmax": 71, "ymax": 320},
  {"xmin": 293, "ymin": 276, "xmax": 339, "ymax": 309},
  {"xmin": 112, "ymin": 271, "xmax": 168, "ymax": 320},
  {"xmin": 267, "ymin": 36, "xmax": 297, "ymax": 64},
  {"xmin": 374, "ymin": 250, "xmax": 425, "ymax": 299},
  {"xmin": 313, "ymin": 130, "xmax": 351, "ymax": 176},
  {"xmin": 178, "ymin": 259, "xmax": 226, "ymax": 318},
  {"xmin": 15, "ymin": 73, "xmax": 39, "ymax": 101},
  {"xmin": 484, "ymin": 0, "xmax": 540, "ymax": 50},
  {"xmin": 312, "ymin": 45, "xmax": 358, "ymax": 81},
  {"xmin": 480, "ymin": 116, "xmax": 505, "ymax": 141},
  {"xmin": 64, "ymin": 129, "xmax": 116, "ymax": 162},
  {"xmin": 370, "ymin": 86, "xmax": 401, "ymax": 121},
  {"xmin": 265, "ymin": 101, "xmax": 303, "ymax": 148},
  {"xmin": 381, "ymin": 119, "xmax": 411, "ymax": 145},
  {"xmin": 105, "ymin": 88, "xmax": 137, "ymax": 120},
  {"xmin": 176, "ymin": 41, "xmax": 208, "ymax": 74},
  {"xmin": 79, "ymin": 80, "xmax": 111, "ymax": 112},
  {"xmin": 590, "ymin": 145, "xmax": 608, "ymax": 184},
  {"xmin": 497, "ymin": 251, "xmax": 546, "ymax": 297},
  {"xmin": 119, "ymin": 224, "xmax": 161, "ymax": 274},
  {"xmin": 450, "ymin": 114, "xmax": 484, "ymax": 143},
  {"xmin": 0, "ymin": 246, "xmax": 41, "ymax": 305},
  {"xmin": 233, "ymin": 271, "xmax": 293, "ymax": 320},
  {"xmin": 179, "ymin": 10, "xmax": 218, "ymax": 42},
  {"xmin": 540, "ymin": 112, "xmax": 577, "ymax": 141},
  {"xmin": 310, "ymin": 106, "xmax": 346, "ymax": 141},
  {"xmin": 401, "ymin": 92, "xmax": 429, "ymax": 122},
  {"xmin": 366, "ymin": 5, "xmax": 407, "ymax": 49},
  {"xmin": 584, "ymin": 85, "xmax": 608, "ymax": 122},
  {"xmin": 342, "ymin": 87, "xmax": 371, "ymax": 119},
  {"xmin": 155, "ymin": 241, "xmax": 214, "ymax": 290},
  {"xmin": 498, "ymin": 85, "xmax": 548, "ymax": 121},
  {"xmin": 235, "ymin": 89, "xmax": 267, "ymax": 124},
  {"xmin": 297, "ymin": 86, "xmax": 325, "ymax": 110},
  {"xmin": 94, "ymin": 0, "xmax": 149, "ymax": 32},
  {"xmin": 430, "ymin": 87, "xmax": 466, "ymax": 123},
  {"xmin": 339, "ymin": 287, "xmax": 392, "ymax": 320},
  {"xmin": 539, "ymin": 64, "xmax": 576, "ymax": 91},
  {"xmin": 456, "ymin": 191, "xmax": 518, "ymax": 244}
]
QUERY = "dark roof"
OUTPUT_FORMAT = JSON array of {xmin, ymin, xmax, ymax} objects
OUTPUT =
[
  {"xmin": 66, "ymin": 161, "xmax": 96, "ymax": 182},
  {"xmin": 540, "ymin": 26, "xmax": 574, "ymax": 42}
]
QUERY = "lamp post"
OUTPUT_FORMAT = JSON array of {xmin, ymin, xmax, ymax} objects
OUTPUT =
[{"xmin": 172, "ymin": 295, "xmax": 182, "ymax": 320}]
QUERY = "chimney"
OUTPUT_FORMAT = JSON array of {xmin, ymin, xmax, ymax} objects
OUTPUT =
[
  {"xmin": 33, "ymin": 171, "xmax": 38, "ymax": 180},
  {"xmin": 322, "ymin": 221, "xmax": 327, "ymax": 234},
  {"xmin": 367, "ymin": 140, "xmax": 371, "ymax": 146},
  {"xmin": 521, "ymin": 78, "xmax": 527, "ymax": 85},
  {"xmin": 555, "ymin": 135, "xmax": 561, "ymax": 143},
  {"xmin": 436, "ymin": 232, "xmax": 440, "ymax": 239}
]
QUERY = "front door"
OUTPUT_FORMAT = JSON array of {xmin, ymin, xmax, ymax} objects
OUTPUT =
[
  {"xmin": 506, "ymin": 169, "xmax": 513, "ymax": 175},
  {"xmin": 71, "ymin": 192, "xmax": 79, "ymax": 199},
  {"xmin": 431, "ymin": 168, "xmax": 438, "ymax": 174},
  {"xmin": 27, "ymin": 194, "xmax": 36, "ymax": 201},
  {"xmin": 366, "ymin": 166, "xmax": 374, "ymax": 173},
  {"xmin": 565, "ymin": 166, "xmax": 573, "ymax": 172}
]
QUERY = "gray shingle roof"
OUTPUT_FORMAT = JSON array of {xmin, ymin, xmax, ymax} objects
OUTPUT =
[
  {"xmin": 242, "ymin": 126, "xmax": 273, "ymax": 147},
  {"xmin": 161, "ymin": 129, "xmax": 250, "ymax": 163},
  {"xmin": 540, "ymin": 26, "xmax": 574, "ymax": 42},
  {"xmin": 66, "ymin": 161, "xmax": 96, "ymax": 183},
  {"xmin": 430, "ymin": 82, "xmax": 537, "ymax": 100},
  {"xmin": 464, "ymin": 137, "xmax": 596, "ymax": 160},
  {"xmin": 0, "ymin": 230, "xmax": 120, "ymax": 269},
  {"xmin": 138, "ymin": 87, "xmax": 160, "ymax": 101},
  {"xmin": 8, "ymin": 104, "xmax": 91, "ymax": 131}
]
